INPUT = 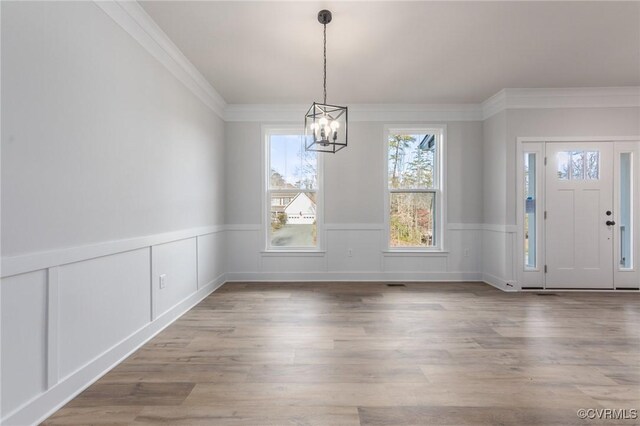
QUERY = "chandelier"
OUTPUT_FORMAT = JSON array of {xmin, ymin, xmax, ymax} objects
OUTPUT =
[{"xmin": 305, "ymin": 10, "xmax": 348, "ymax": 153}]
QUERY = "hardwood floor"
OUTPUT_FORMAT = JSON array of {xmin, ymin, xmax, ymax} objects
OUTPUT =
[{"xmin": 43, "ymin": 282, "xmax": 640, "ymax": 425}]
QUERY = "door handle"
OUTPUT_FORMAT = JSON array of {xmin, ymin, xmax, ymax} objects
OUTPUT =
[{"xmin": 606, "ymin": 220, "xmax": 616, "ymax": 226}]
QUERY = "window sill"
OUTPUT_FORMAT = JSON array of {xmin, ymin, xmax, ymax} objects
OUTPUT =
[
  {"xmin": 382, "ymin": 250, "xmax": 449, "ymax": 257},
  {"xmin": 260, "ymin": 250, "xmax": 326, "ymax": 257}
]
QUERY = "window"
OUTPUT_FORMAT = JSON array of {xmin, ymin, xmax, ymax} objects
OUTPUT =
[
  {"xmin": 386, "ymin": 127, "xmax": 444, "ymax": 249},
  {"xmin": 524, "ymin": 152, "xmax": 537, "ymax": 268},
  {"xmin": 557, "ymin": 150, "xmax": 600, "ymax": 180},
  {"xmin": 265, "ymin": 130, "xmax": 320, "ymax": 250}
]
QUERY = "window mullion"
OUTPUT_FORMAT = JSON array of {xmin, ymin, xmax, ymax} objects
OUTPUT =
[
  {"xmin": 389, "ymin": 189, "xmax": 437, "ymax": 193},
  {"xmin": 386, "ymin": 129, "xmax": 443, "ymax": 249}
]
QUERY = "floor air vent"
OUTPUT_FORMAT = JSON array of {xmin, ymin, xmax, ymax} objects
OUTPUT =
[
  {"xmin": 387, "ymin": 283, "xmax": 406, "ymax": 287},
  {"xmin": 536, "ymin": 293, "xmax": 558, "ymax": 296}
]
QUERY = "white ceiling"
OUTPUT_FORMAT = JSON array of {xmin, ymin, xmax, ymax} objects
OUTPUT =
[{"xmin": 140, "ymin": 1, "xmax": 640, "ymax": 105}]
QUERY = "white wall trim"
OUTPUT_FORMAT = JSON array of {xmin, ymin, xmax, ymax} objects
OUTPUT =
[
  {"xmin": 225, "ymin": 88, "xmax": 639, "ymax": 122},
  {"xmin": 225, "ymin": 224, "xmax": 261, "ymax": 232},
  {"xmin": 94, "ymin": 0, "xmax": 227, "ymax": 118},
  {"xmin": 447, "ymin": 223, "xmax": 483, "ymax": 231},
  {"xmin": 382, "ymin": 250, "xmax": 449, "ymax": 257},
  {"xmin": 90, "ymin": 2, "xmax": 639, "ymax": 124},
  {"xmin": 46, "ymin": 267, "xmax": 60, "ymax": 389},
  {"xmin": 482, "ymin": 87, "xmax": 640, "ymax": 120},
  {"xmin": 3, "ymin": 222, "xmax": 487, "ymax": 278},
  {"xmin": 2, "ymin": 274, "xmax": 226, "ymax": 426},
  {"xmin": 260, "ymin": 251, "xmax": 326, "ymax": 257},
  {"xmin": 226, "ymin": 271, "xmax": 481, "ymax": 282},
  {"xmin": 228, "ymin": 223, "xmax": 485, "ymax": 232},
  {"xmin": 517, "ymin": 136, "xmax": 640, "ymax": 143},
  {"xmin": 482, "ymin": 224, "xmax": 517, "ymax": 233},
  {"xmin": 2, "ymin": 225, "xmax": 225, "ymax": 278},
  {"xmin": 225, "ymin": 103, "xmax": 483, "ymax": 122},
  {"xmin": 481, "ymin": 89, "xmax": 508, "ymax": 120},
  {"xmin": 482, "ymin": 273, "xmax": 517, "ymax": 292}
]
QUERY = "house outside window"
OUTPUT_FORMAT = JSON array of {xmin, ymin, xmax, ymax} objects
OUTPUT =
[
  {"xmin": 385, "ymin": 126, "xmax": 446, "ymax": 250},
  {"xmin": 265, "ymin": 129, "xmax": 322, "ymax": 250}
]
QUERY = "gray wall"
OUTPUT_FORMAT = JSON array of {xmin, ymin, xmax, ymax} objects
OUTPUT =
[
  {"xmin": 225, "ymin": 120, "xmax": 484, "ymax": 226},
  {"xmin": 504, "ymin": 107, "xmax": 640, "ymax": 224},
  {"xmin": 1, "ymin": 1, "xmax": 225, "ymax": 256},
  {"xmin": 482, "ymin": 111, "xmax": 507, "ymax": 225},
  {"xmin": 480, "ymin": 107, "xmax": 640, "ymax": 227},
  {"xmin": 224, "ymin": 120, "xmax": 484, "ymax": 281},
  {"xmin": 1, "ymin": 3, "xmax": 226, "ymax": 423}
]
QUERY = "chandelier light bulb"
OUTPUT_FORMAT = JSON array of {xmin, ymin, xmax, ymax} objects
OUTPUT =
[
  {"xmin": 319, "ymin": 117, "xmax": 329, "ymax": 126},
  {"xmin": 330, "ymin": 120, "xmax": 340, "ymax": 130}
]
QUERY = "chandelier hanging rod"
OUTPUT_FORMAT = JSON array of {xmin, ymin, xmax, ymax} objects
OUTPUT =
[{"xmin": 304, "ymin": 9, "xmax": 348, "ymax": 154}]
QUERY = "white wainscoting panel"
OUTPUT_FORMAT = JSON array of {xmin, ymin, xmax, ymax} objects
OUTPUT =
[
  {"xmin": 482, "ymin": 228, "xmax": 507, "ymax": 287},
  {"xmin": 260, "ymin": 254, "xmax": 327, "ymax": 273},
  {"xmin": 1, "ymin": 227, "xmax": 224, "ymax": 426},
  {"xmin": 152, "ymin": 238, "xmax": 198, "ymax": 319},
  {"xmin": 1, "ymin": 270, "xmax": 48, "ymax": 416},
  {"xmin": 446, "ymin": 227, "xmax": 482, "ymax": 272},
  {"xmin": 57, "ymin": 249, "xmax": 152, "ymax": 380},
  {"xmin": 481, "ymin": 226, "xmax": 518, "ymax": 291},
  {"xmin": 0, "ymin": 222, "xmax": 509, "ymax": 425},
  {"xmin": 225, "ymin": 224, "xmax": 484, "ymax": 282},
  {"xmin": 382, "ymin": 255, "xmax": 448, "ymax": 273},
  {"xmin": 197, "ymin": 232, "xmax": 226, "ymax": 288},
  {"xmin": 327, "ymin": 229, "xmax": 383, "ymax": 272},
  {"xmin": 226, "ymin": 228, "xmax": 261, "ymax": 273}
]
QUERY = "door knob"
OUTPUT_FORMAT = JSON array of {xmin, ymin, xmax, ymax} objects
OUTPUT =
[{"xmin": 606, "ymin": 220, "xmax": 616, "ymax": 226}]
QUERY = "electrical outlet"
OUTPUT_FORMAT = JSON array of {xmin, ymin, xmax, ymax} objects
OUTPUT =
[
  {"xmin": 464, "ymin": 248, "xmax": 470, "ymax": 258},
  {"xmin": 159, "ymin": 274, "xmax": 166, "ymax": 289},
  {"xmin": 347, "ymin": 248, "xmax": 353, "ymax": 257}
]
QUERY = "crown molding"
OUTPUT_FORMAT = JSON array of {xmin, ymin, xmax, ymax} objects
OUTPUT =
[
  {"xmin": 225, "ymin": 103, "xmax": 483, "ymax": 122},
  {"xmin": 227, "ymin": 87, "xmax": 640, "ymax": 123},
  {"xmin": 480, "ymin": 89, "xmax": 507, "ymax": 120},
  {"xmin": 482, "ymin": 87, "xmax": 640, "ymax": 120},
  {"xmin": 95, "ymin": 2, "xmax": 638, "ymax": 124},
  {"xmin": 95, "ymin": 0, "xmax": 227, "ymax": 118}
]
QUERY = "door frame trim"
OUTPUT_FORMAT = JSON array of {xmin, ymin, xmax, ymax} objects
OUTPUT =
[{"xmin": 516, "ymin": 136, "xmax": 640, "ymax": 291}]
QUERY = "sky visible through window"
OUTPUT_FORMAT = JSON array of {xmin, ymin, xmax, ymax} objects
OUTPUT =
[
  {"xmin": 388, "ymin": 133, "xmax": 435, "ymax": 189},
  {"xmin": 270, "ymin": 134, "xmax": 317, "ymax": 189}
]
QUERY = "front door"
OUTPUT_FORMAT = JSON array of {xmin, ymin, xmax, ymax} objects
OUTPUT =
[{"xmin": 545, "ymin": 142, "xmax": 614, "ymax": 289}]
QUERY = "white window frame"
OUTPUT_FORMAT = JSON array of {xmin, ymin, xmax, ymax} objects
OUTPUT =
[
  {"xmin": 383, "ymin": 125, "xmax": 447, "ymax": 252},
  {"xmin": 516, "ymin": 141, "xmax": 544, "ymax": 289},
  {"xmin": 262, "ymin": 125, "xmax": 324, "ymax": 252}
]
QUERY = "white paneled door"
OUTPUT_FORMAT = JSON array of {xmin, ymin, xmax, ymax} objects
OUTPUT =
[{"xmin": 545, "ymin": 142, "xmax": 614, "ymax": 289}]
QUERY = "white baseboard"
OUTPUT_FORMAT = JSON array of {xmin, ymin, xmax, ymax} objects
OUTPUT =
[
  {"xmin": 482, "ymin": 273, "xmax": 517, "ymax": 292},
  {"xmin": 226, "ymin": 271, "xmax": 482, "ymax": 282},
  {"xmin": 2, "ymin": 275, "xmax": 226, "ymax": 426}
]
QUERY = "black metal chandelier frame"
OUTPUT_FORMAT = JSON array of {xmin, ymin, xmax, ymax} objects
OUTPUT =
[{"xmin": 305, "ymin": 10, "xmax": 348, "ymax": 154}]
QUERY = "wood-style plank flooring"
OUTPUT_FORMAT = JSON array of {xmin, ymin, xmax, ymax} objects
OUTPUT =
[{"xmin": 44, "ymin": 282, "xmax": 640, "ymax": 425}]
